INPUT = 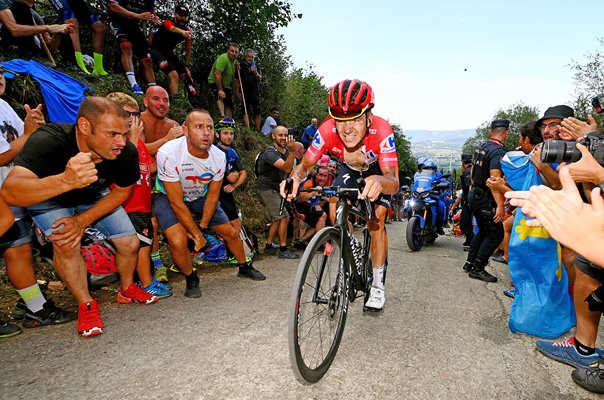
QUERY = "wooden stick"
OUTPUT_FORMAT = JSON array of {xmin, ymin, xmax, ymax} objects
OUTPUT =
[
  {"xmin": 32, "ymin": 16, "xmax": 56, "ymax": 67},
  {"xmin": 237, "ymin": 64, "xmax": 249, "ymax": 129}
]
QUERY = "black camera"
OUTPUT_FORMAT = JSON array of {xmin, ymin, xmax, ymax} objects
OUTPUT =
[
  {"xmin": 540, "ymin": 131, "xmax": 604, "ymax": 166},
  {"xmin": 592, "ymin": 94, "xmax": 604, "ymax": 114}
]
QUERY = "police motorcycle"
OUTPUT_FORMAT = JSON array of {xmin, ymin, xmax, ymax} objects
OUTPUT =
[{"xmin": 405, "ymin": 160, "xmax": 451, "ymax": 251}]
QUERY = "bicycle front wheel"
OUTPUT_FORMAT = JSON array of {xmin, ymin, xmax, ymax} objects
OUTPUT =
[{"xmin": 288, "ymin": 227, "xmax": 349, "ymax": 384}]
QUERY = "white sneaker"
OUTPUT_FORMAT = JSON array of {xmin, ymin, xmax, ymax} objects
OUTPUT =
[{"xmin": 365, "ymin": 287, "xmax": 385, "ymax": 310}]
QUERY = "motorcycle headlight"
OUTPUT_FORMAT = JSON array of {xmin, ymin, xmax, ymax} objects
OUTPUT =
[{"xmin": 409, "ymin": 200, "xmax": 416, "ymax": 207}]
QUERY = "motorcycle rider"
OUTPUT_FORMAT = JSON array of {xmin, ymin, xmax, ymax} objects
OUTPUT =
[{"xmin": 411, "ymin": 159, "xmax": 450, "ymax": 234}]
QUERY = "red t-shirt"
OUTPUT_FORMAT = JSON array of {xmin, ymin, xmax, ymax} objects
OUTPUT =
[
  {"xmin": 123, "ymin": 139, "xmax": 153, "ymax": 213},
  {"xmin": 304, "ymin": 115, "xmax": 398, "ymax": 170}
]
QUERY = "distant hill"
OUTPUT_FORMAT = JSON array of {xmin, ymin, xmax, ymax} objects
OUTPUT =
[
  {"xmin": 404, "ymin": 129, "xmax": 476, "ymax": 173},
  {"xmin": 405, "ymin": 129, "xmax": 476, "ymax": 152}
]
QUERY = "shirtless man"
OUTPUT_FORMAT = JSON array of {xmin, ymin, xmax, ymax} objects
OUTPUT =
[{"xmin": 139, "ymin": 85, "xmax": 183, "ymax": 281}]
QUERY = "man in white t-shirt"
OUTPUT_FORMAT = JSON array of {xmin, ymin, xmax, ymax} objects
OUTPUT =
[
  {"xmin": 261, "ymin": 107, "xmax": 279, "ymax": 136},
  {"xmin": 153, "ymin": 109, "xmax": 265, "ymax": 298}
]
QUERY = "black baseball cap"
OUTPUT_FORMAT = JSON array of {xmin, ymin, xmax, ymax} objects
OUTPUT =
[
  {"xmin": 175, "ymin": 4, "xmax": 189, "ymax": 15},
  {"xmin": 491, "ymin": 119, "xmax": 510, "ymax": 129}
]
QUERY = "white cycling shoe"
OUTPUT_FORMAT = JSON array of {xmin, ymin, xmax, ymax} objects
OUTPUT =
[{"xmin": 364, "ymin": 287, "xmax": 385, "ymax": 311}]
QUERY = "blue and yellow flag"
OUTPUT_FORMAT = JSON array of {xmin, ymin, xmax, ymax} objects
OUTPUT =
[{"xmin": 502, "ymin": 151, "xmax": 575, "ymax": 338}]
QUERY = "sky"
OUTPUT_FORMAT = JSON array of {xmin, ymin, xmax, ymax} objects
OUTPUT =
[{"xmin": 280, "ymin": 0, "xmax": 604, "ymax": 131}]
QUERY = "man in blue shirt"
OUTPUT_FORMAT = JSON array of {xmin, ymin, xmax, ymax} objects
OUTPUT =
[{"xmin": 300, "ymin": 117, "xmax": 317, "ymax": 149}]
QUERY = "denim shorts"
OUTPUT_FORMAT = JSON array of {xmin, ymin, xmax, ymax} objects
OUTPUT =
[
  {"xmin": 0, "ymin": 218, "xmax": 32, "ymax": 250},
  {"xmin": 152, "ymin": 193, "xmax": 230, "ymax": 231},
  {"xmin": 28, "ymin": 190, "xmax": 136, "ymax": 240}
]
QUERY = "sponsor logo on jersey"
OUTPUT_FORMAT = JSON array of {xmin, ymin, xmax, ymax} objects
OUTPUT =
[
  {"xmin": 383, "ymin": 156, "xmax": 399, "ymax": 163},
  {"xmin": 311, "ymin": 131, "xmax": 324, "ymax": 150},
  {"xmin": 331, "ymin": 147, "xmax": 342, "ymax": 154},
  {"xmin": 368, "ymin": 128, "xmax": 377, "ymax": 135},
  {"xmin": 367, "ymin": 150, "xmax": 378, "ymax": 164},
  {"xmin": 380, "ymin": 135, "xmax": 396, "ymax": 154}
]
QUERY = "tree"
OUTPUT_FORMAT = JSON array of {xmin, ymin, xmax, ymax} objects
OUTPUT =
[
  {"xmin": 568, "ymin": 37, "xmax": 604, "ymax": 121},
  {"xmin": 278, "ymin": 66, "xmax": 329, "ymax": 135},
  {"xmin": 391, "ymin": 123, "xmax": 415, "ymax": 183},
  {"xmin": 462, "ymin": 102, "xmax": 540, "ymax": 155}
]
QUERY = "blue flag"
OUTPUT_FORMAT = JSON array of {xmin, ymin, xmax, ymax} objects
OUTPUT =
[{"xmin": 502, "ymin": 151, "xmax": 575, "ymax": 338}]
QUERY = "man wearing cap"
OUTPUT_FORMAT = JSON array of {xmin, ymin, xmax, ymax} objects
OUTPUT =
[
  {"xmin": 459, "ymin": 153, "xmax": 474, "ymax": 249},
  {"xmin": 531, "ymin": 105, "xmax": 576, "ymax": 190},
  {"xmin": 462, "ymin": 118, "xmax": 510, "ymax": 283},
  {"xmin": 149, "ymin": 4, "xmax": 197, "ymax": 101}
]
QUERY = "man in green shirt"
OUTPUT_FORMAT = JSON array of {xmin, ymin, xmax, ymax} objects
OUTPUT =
[{"xmin": 208, "ymin": 42, "xmax": 239, "ymax": 118}]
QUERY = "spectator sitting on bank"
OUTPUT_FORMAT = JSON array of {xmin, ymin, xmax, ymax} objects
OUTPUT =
[
  {"xmin": 0, "ymin": 0, "xmax": 73, "ymax": 58},
  {"xmin": 293, "ymin": 165, "xmax": 329, "ymax": 249},
  {"xmin": 108, "ymin": 0, "xmax": 159, "ymax": 95},
  {"xmin": 301, "ymin": 117, "xmax": 317, "ymax": 149},
  {"xmin": 207, "ymin": 42, "xmax": 239, "ymax": 118},
  {"xmin": 48, "ymin": 0, "xmax": 108, "ymax": 75},
  {"xmin": 1, "ymin": 97, "xmax": 159, "ymax": 338},
  {"xmin": 154, "ymin": 109, "xmax": 266, "ymax": 299},
  {"xmin": 0, "ymin": 63, "xmax": 76, "ymax": 338},
  {"xmin": 261, "ymin": 107, "xmax": 279, "ymax": 137},
  {"xmin": 256, "ymin": 125, "xmax": 299, "ymax": 259},
  {"xmin": 106, "ymin": 92, "xmax": 172, "ymax": 299}
]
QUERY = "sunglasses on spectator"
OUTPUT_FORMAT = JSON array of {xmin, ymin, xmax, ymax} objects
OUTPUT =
[
  {"xmin": 126, "ymin": 111, "xmax": 141, "ymax": 117},
  {"xmin": 539, "ymin": 122, "xmax": 560, "ymax": 131}
]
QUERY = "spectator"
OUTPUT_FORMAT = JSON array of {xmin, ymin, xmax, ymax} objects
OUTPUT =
[
  {"xmin": 293, "ymin": 141, "xmax": 304, "ymax": 166},
  {"xmin": 214, "ymin": 117, "xmax": 246, "ymax": 235},
  {"xmin": 0, "ymin": 196, "xmax": 19, "ymax": 337},
  {"xmin": 108, "ymin": 0, "xmax": 158, "ymax": 96},
  {"xmin": 0, "ymin": 63, "xmax": 76, "ymax": 337},
  {"xmin": 149, "ymin": 4, "xmax": 197, "ymax": 101},
  {"xmin": 261, "ymin": 107, "xmax": 279, "ymax": 137},
  {"xmin": 0, "ymin": 0, "xmax": 72, "ymax": 58},
  {"xmin": 462, "ymin": 118, "xmax": 510, "ymax": 283},
  {"xmin": 139, "ymin": 85, "xmax": 183, "ymax": 282},
  {"xmin": 49, "ymin": 0, "xmax": 108, "ymax": 75},
  {"xmin": 301, "ymin": 117, "xmax": 318, "ymax": 149},
  {"xmin": 106, "ymin": 91, "xmax": 172, "ymax": 298},
  {"xmin": 256, "ymin": 125, "xmax": 299, "ymax": 259},
  {"xmin": 293, "ymin": 165, "xmax": 328, "ymax": 249},
  {"xmin": 326, "ymin": 159, "xmax": 337, "ymax": 185},
  {"xmin": 238, "ymin": 48, "xmax": 262, "ymax": 129},
  {"xmin": 507, "ymin": 164, "xmax": 604, "ymax": 394},
  {"xmin": 1, "ymin": 96, "xmax": 158, "ymax": 338},
  {"xmin": 207, "ymin": 42, "xmax": 239, "ymax": 118},
  {"xmin": 154, "ymin": 109, "xmax": 266, "ymax": 299},
  {"xmin": 458, "ymin": 153, "xmax": 474, "ymax": 248}
]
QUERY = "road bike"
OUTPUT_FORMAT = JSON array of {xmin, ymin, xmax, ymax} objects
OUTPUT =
[{"xmin": 286, "ymin": 179, "xmax": 382, "ymax": 384}]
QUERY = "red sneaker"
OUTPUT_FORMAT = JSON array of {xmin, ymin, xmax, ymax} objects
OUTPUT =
[
  {"xmin": 78, "ymin": 300, "xmax": 104, "ymax": 338},
  {"xmin": 117, "ymin": 283, "xmax": 158, "ymax": 305}
]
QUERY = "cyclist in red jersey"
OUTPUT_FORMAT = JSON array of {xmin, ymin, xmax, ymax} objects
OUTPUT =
[{"xmin": 282, "ymin": 79, "xmax": 399, "ymax": 311}]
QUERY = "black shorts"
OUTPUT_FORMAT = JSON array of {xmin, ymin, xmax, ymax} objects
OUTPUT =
[
  {"xmin": 333, "ymin": 163, "xmax": 391, "ymax": 210},
  {"xmin": 209, "ymin": 83, "xmax": 233, "ymax": 109},
  {"xmin": 128, "ymin": 211, "xmax": 153, "ymax": 247},
  {"xmin": 111, "ymin": 18, "xmax": 151, "ymax": 61},
  {"xmin": 245, "ymin": 96, "xmax": 261, "ymax": 117},
  {"xmin": 150, "ymin": 47, "xmax": 186, "ymax": 76},
  {"xmin": 295, "ymin": 202, "xmax": 325, "ymax": 227},
  {"xmin": 218, "ymin": 191, "xmax": 239, "ymax": 221},
  {"xmin": 575, "ymin": 254, "xmax": 604, "ymax": 282}
]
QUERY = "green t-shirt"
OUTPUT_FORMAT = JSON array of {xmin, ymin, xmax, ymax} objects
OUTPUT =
[{"xmin": 207, "ymin": 53, "xmax": 235, "ymax": 89}]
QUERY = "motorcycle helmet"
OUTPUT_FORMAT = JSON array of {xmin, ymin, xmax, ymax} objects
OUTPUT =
[
  {"xmin": 423, "ymin": 159, "xmax": 438, "ymax": 170},
  {"xmin": 417, "ymin": 156, "xmax": 428, "ymax": 169}
]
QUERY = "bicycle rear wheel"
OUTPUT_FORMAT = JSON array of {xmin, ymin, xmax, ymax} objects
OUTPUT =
[{"xmin": 288, "ymin": 227, "xmax": 349, "ymax": 384}]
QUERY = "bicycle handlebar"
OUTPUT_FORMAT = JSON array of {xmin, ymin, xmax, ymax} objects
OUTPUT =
[{"xmin": 298, "ymin": 178, "xmax": 375, "ymax": 221}]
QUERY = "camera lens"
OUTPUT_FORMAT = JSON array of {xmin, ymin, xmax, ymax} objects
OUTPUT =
[{"xmin": 541, "ymin": 140, "xmax": 582, "ymax": 164}]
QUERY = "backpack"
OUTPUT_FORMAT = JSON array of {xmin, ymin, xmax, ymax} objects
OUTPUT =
[
  {"xmin": 81, "ymin": 241, "xmax": 117, "ymax": 275},
  {"xmin": 239, "ymin": 225, "xmax": 258, "ymax": 259},
  {"xmin": 80, "ymin": 228, "xmax": 117, "ymax": 275},
  {"xmin": 254, "ymin": 146, "xmax": 276, "ymax": 179},
  {"xmin": 197, "ymin": 233, "xmax": 228, "ymax": 262}
]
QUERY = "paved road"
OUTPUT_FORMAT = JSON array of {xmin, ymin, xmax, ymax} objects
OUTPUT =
[{"xmin": 0, "ymin": 221, "xmax": 601, "ymax": 399}]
